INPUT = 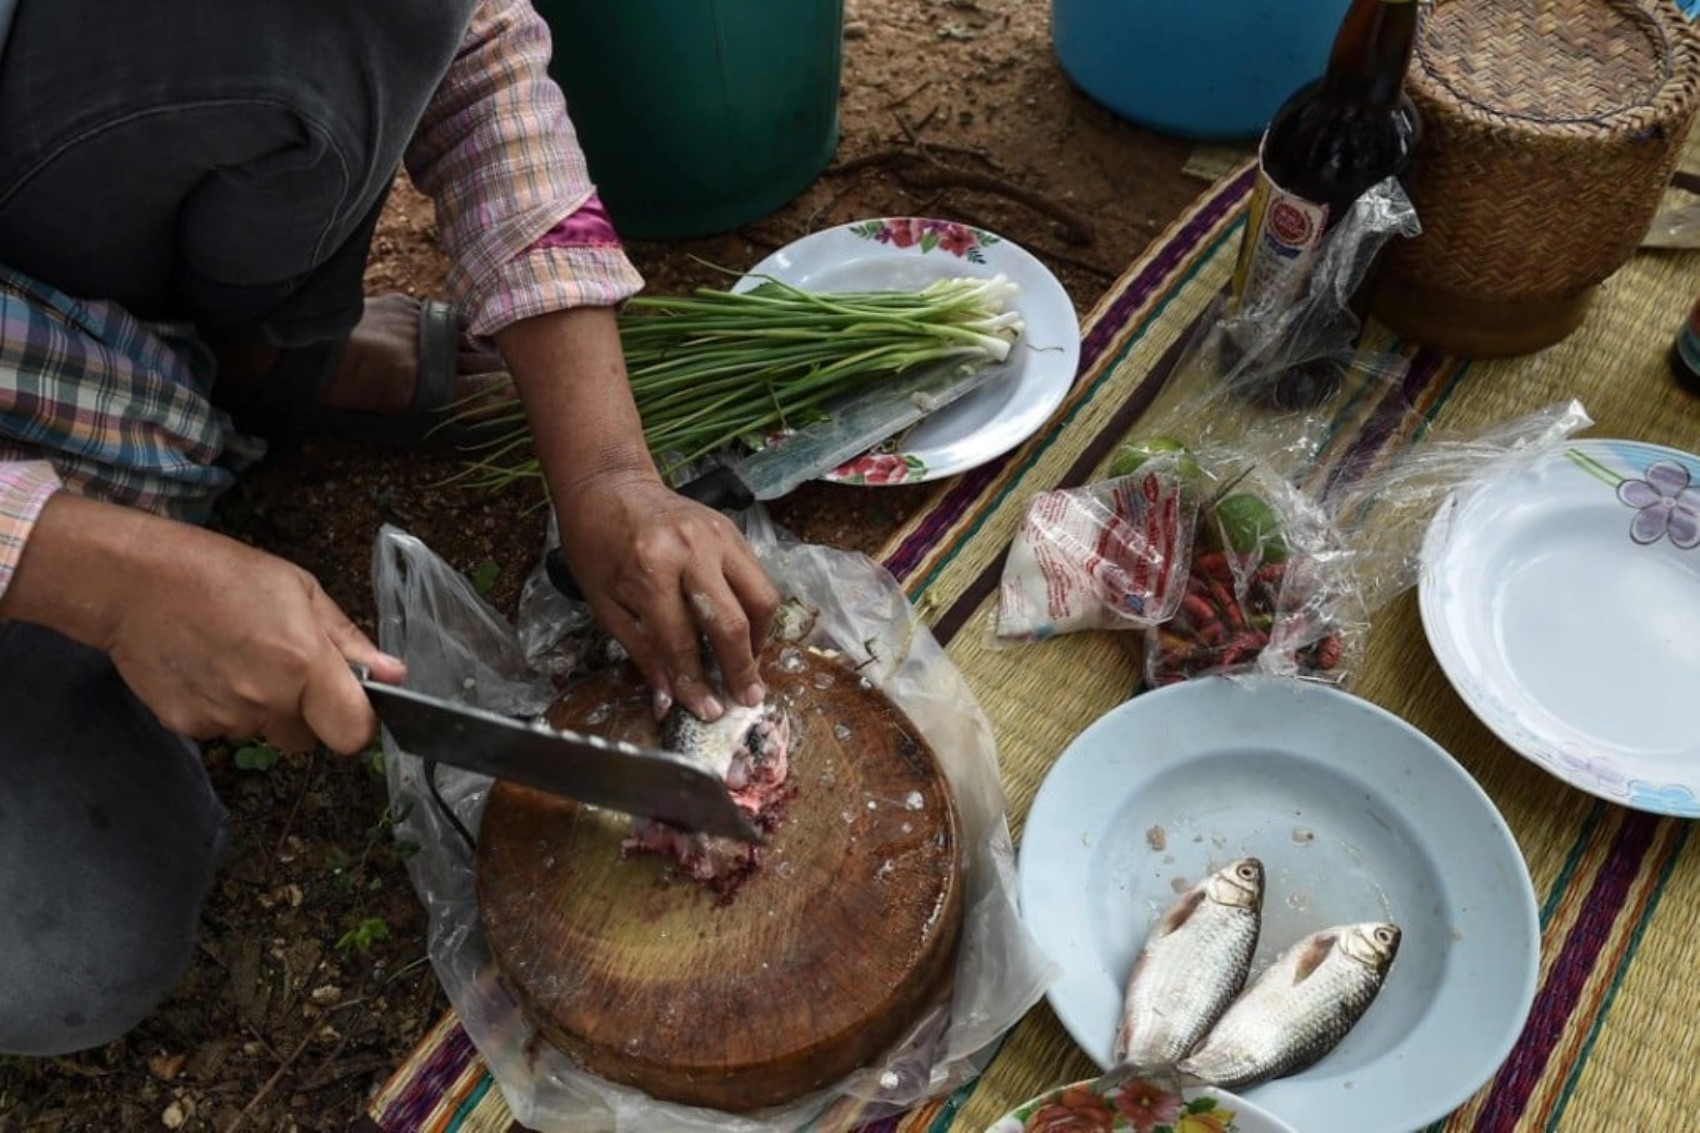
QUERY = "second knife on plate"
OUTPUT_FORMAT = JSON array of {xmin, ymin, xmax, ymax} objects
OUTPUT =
[{"xmin": 545, "ymin": 356, "xmax": 1010, "ymax": 598}]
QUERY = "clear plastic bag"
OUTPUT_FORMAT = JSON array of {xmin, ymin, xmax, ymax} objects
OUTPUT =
[
  {"xmin": 994, "ymin": 177, "xmax": 1594, "ymax": 684},
  {"xmin": 996, "ymin": 459, "xmax": 1199, "ymax": 640},
  {"xmin": 369, "ymin": 511, "xmax": 1057, "ymax": 1133}
]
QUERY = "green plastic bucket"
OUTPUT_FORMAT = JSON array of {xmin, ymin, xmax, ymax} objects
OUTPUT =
[{"xmin": 534, "ymin": 0, "xmax": 844, "ymax": 240}]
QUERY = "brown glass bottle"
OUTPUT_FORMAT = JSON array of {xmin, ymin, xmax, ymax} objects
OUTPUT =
[{"xmin": 1228, "ymin": 0, "xmax": 1423, "ymax": 408}]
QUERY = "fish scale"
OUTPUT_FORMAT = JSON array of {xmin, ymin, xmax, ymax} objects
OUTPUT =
[
  {"xmin": 1178, "ymin": 920, "xmax": 1401, "ymax": 1090},
  {"xmin": 1114, "ymin": 857, "xmax": 1265, "ymax": 1067}
]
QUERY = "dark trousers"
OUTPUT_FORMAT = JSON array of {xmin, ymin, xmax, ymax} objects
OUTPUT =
[
  {"xmin": 0, "ymin": 0, "xmax": 478, "ymax": 347},
  {"xmin": 0, "ymin": 0, "xmax": 479, "ymax": 1055}
]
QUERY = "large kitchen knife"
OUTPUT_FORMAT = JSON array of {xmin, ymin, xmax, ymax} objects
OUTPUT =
[
  {"xmin": 358, "ymin": 672, "xmax": 764, "ymax": 843},
  {"xmin": 545, "ymin": 356, "xmax": 1009, "ymax": 597}
]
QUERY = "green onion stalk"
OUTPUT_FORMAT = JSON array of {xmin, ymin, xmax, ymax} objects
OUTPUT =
[{"xmin": 446, "ymin": 273, "xmax": 1024, "ymax": 491}]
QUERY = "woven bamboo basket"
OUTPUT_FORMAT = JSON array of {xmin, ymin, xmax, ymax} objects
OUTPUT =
[{"xmin": 1371, "ymin": 0, "xmax": 1700, "ymax": 357}]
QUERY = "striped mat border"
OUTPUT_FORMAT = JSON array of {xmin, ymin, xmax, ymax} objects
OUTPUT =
[{"xmin": 364, "ymin": 161, "xmax": 1697, "ymax": 1132}]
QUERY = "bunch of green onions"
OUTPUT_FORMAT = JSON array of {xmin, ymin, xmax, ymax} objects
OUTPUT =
[{"xmin": 451, "ymin": 273, "xmax": 1024, "ymax": 488}]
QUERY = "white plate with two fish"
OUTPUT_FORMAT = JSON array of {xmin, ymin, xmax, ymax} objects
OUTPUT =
[
  {"xmin": 737, "ymin": 218, "xmax": 1080, "ymax": 486},
  {"xmin": 1017, "ymin": 675, "xmax": 1540, "ymax": 1133},
  {"xmin": 1419, "ymin": 438, "xmax": 1700, "ymax": 815}
]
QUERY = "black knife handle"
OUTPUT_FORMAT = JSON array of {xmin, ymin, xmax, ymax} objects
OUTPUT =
[
  {"xmin": 542, "ymin": 464, "xmax": 755, "ymax": 601},
  {"xmin": 679, "ymin": 463, "xmax": 756, "ymax": 512}
]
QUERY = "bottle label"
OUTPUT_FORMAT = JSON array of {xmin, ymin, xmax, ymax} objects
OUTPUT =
[{"xmin": 1231, "ymin": 145, "xmax": 1331, "ymax": 320}]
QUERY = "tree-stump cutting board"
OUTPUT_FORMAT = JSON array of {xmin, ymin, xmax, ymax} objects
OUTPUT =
[{"xmin": 475, "ymin": 645, "xmax": 965, "ymax": 1112}]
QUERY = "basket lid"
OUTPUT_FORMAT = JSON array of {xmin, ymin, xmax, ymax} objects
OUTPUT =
[{"xmin": 1416, "ymin": 0, "xmax": 1684, "ymax": 125}]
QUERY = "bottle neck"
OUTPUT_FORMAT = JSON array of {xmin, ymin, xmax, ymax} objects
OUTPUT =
[{"xmin": 1320, "ymin": 0, "xmax": 1419, "ymax": 106}]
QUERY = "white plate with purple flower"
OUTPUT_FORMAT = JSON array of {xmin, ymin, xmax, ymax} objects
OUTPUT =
[
  {"xmin": 1420, "ymin": 438, "xmax": 1700, "ymax": 815},
  {"xmin": 737, "ymin": 218, "xmax": 1080, "ymax": 486}
]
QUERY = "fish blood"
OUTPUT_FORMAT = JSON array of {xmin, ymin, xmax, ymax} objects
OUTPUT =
[{"xmin": 620, "ymin": 692, "xmax": 797, "ymax": 897}]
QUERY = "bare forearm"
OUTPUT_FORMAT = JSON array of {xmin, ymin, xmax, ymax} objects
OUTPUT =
[
  {"xmin": 0, "ymin": 491, "xmax": 401, "ymax": 751},
  {"xmin": 493, "ymin": 305, "xmax": 659, "ymax": 505},
  {"xmin": 0, "ymin": 492, "xmax": 147, "ymax": 647},
  {"xmin": 491, "ymin": 304, "xmax": 778, "ymax": 718}
]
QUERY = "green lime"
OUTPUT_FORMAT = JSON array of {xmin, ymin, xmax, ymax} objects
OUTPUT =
[
  {"xmin": 1108, "ymin": 436, "xmax": 1201, "ymax": 480},
  {"xmin": 1206, "ymin": 493, "xmax": 1289, "ymax": 562}
]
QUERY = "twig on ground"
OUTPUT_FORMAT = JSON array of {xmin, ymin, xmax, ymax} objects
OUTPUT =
[
  {"xmin": 47, "ymin": 1057, "xmax": 111, "ymax": 1080},
  {"xmin": 903, "ymin": 106, "xmax": 942, "ymax": 137},
  {"xmin": 882, "ymin": 78, "xmax": 933, "ymax": 110},
  {"xmin": 223, "ymin": 1024, "xmax": 320, "ymax": 1133},
  {"xmin": 804, "ymin": 180, "xmax": 859, "ymax": 231},
  {"xmin": 196, "ymin": 939, "xmax": 229, "ymax": 973},
  {"xmin": 910, "ymin": 140, "xmax": 1004, "ymax": 170},
  {"xmin": 267, "ymin": 765, "xmax": 318, "ymax": 869},
  {"xmin": 949, "ymin": 206, "xmax": 1122, "ymax": 282},
  {"xmin": 225, "ymin": 1002, "xmax": 364, "ymax": 1133},
  {"xmin": 295, "ymin": 1052, "xmax": 392, "ymax": 1093},
  {"xmin": 826, "ymin": 148, "xmax": 1095, "ymax": 245}
]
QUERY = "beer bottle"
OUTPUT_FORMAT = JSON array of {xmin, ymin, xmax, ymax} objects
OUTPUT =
[{"xmin": 1228, "ymin": 0, "xmax": 1423, "ymax": 407}]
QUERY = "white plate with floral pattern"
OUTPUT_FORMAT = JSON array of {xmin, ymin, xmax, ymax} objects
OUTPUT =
[
  {"xmin": 737, "ymin": 218, "xmax": 1080, "ymax": 485},
  {"xmin": 1419, "ymin": 438, "xmax": 1700, "ymax": 815},
  {"xmin": 986, "ymin": 1075, "xmax": 1297, "ymax": 1133}
]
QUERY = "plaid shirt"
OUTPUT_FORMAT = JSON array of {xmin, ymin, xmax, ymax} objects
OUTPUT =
[{"xmin": 0, "ymin": 0, "xmax": 642, "ymax": 600}]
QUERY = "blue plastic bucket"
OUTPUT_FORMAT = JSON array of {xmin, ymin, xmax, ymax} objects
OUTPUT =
[{"xmin": 1051, "ymin": 0, "xmax": 1351, "ymax": 140}]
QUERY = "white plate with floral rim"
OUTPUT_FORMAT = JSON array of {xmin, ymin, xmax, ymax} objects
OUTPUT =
[
  {"xmin": 1419, "ymin": 438, "xmax": 1700, "ymax": 816},
  {"xmin": 1017, "ymin": 675, "xmax": 1539, "ymax": 1133},
  {"xmin": 986, "ymin": 1074, "xmax": 1297, "ymax": 1133},
  {"xmin": 735, "ymin": 218, "xmax": 1080, "ymax": 486}
]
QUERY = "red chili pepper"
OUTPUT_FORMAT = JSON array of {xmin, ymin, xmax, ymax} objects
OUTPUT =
[
  {"xmin": 1195, "ymin": 618, "xmax": 1228, "ymax": 646},
  {"xmin": 1217, "ymin": 628, "xmax": 1273, "ymax": 667},
  {"xmin": 1204, "ymin": 578, "xmax": 1245, "ymax": 627},
  {"xmin": 1193, "ymin": 550, "xmax": 1234, "ymax": 586},
  {"xmin": 1180, "ymin": 593, "xmax": 1218, "ymax": 625},
  {"xmin": 1312, "ymin": 633, "xmax": 1343, "ymax": 671}
]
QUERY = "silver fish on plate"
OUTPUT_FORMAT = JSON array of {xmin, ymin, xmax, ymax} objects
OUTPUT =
[
  {"xmin": 1114, "ymin": 857, "xmax": 1265, "ymax": 1066},
  {"xmin": 1178, "ymin": 920, "xmax": 1401, "ymax": 1090}
]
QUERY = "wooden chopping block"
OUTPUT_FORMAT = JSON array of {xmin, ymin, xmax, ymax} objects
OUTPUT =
[{"xmin": 475, "ymin": 645, "xmax": 965, "ymax": 1112}]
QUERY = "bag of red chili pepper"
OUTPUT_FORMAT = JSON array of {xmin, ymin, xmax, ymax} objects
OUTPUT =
[{"xmin": 1128, "ymin": 395, "xmax": 1593, "ymax": 688}]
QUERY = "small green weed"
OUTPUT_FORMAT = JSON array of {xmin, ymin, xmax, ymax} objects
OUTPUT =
[
  {"xmin": 337, "ymin": 916, "xmax": 392, "ymax": 954},
  {"xmin": 468, "ymin": 560, "xmax": 500, "ymax": 595},
  {"xmin": 233, "ymin": 742, "xmax": 282, "ymax": 771}
]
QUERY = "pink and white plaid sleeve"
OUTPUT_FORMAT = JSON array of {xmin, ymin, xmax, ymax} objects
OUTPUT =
[
  {"xmin": 405, "ymin": 0, "xmax": 644, "ymax": 339},
  {"xmin": 0, "ymin": 460, "xmax": 62, "ymax": 601}
]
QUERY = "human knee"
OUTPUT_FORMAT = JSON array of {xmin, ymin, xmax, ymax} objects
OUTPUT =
[
  {"xmin": 0, "ymin": 622, "xmax": 228, "ymax": 1056},
  {"xmin": 0, "ymin": 905, "xmax": 202, "ymax": 1057}
]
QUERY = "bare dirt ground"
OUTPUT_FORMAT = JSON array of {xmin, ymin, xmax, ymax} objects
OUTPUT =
[{"xmin": 0, "ymin": 1, "xmax": 1238, "ymax": 1129}]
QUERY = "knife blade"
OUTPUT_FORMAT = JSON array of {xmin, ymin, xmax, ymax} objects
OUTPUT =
[
  {"xmin": 545, "ymin": 356, "xmax": 1009, "ymax": 598},
  {"xmin": 679, "ymin": 355, "xmax": 1010, "ymax": 511},
  {"xmin": 358, "ymin": 674, "xmax": 764, "ymax": 843}
]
